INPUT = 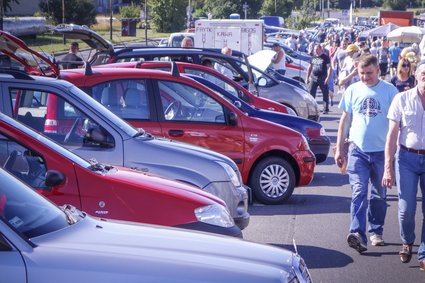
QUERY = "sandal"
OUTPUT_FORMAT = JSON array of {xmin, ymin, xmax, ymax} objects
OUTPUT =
[{"xmin": 399, "ymin": 244, "xmax": 413, "ymax": 263}]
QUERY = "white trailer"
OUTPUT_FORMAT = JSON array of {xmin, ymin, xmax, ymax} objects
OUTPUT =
[{"xmin": 194, "ymin": 19, "xmax": 264, "ymax": 55}]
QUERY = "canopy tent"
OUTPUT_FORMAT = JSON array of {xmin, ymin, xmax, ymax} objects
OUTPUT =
[
  {"xmin": 358, "ymin": 23, "xmax": 399, "ymax": 38},
  {"xmin": 387, "ymin": 26, "xmax": 425, "ymax": 43}
]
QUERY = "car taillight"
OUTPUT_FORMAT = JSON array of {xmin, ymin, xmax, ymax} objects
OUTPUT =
[
  {"xmin": 44, "ymin": 119, "xmax": 58, "ymax": 133},
  {"xmin": 305, "ymin": 127, "xmax": 321, "ymax": 139}
]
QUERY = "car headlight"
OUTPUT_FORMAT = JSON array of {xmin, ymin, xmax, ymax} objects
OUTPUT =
[
  {"xmin": 217, "ymin": 161, "xmax": 241, "ymax": 187},
  {"xmin": 195, "ymin": 203, "xmax": 235, "ymax": 228}
]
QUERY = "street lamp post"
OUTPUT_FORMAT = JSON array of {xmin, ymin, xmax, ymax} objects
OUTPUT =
[
  {"xmin": 243, "ymin": 2, "xmax": 249, "ymax": 19},
  {"xmin": 109, "ymin": 0, "xmax": 113, "ymax": 41}
]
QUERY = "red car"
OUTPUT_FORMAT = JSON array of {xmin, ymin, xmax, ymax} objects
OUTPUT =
[
  {"xmin": 0, "ymin": 112, "xmax": 241, "ymax": 237},
  {"xmin": 58, "ymin": 67, "xmax": 315, "ymax": 204},
  {"xmin": 97, "ymin": 61, "xmax": 292, "ymax": 115}
]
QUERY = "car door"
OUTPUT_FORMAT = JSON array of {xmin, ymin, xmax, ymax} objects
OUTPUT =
[
  {"xmin": 84, "ymin": 78, "xmax": 163, "ymax": 136},
  {"xmin": 0, "ymin": 233, "xmax": 26, "ymax": 283},
  {"xmin": 152, "ymin": 78, "xmax": 246, "ymax": 168},
  {"xmin": 2, "ymin": 83, "xmax": 125, "ymax": 167}
]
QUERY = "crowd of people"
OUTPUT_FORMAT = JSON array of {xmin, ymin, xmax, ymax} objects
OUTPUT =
[{"xmin": 295, "ymin": 28, "xmax": 425, "ymax": 270}]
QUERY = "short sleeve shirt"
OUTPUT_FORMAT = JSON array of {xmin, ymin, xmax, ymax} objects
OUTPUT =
[
  {"xmin": 310, "ymin": 53, "xmax": 330, "ymax": 82},
  {"xmin": 339, "ymin": 80, "xmax": 398, "ymax": 152},
  {"xmin": 387, "ymin": 87, "xmax": 425, "ymax": 149}
]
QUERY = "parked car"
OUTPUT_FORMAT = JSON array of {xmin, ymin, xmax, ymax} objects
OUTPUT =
[
  {"xmin": 51, "ymin": 24, "xmax": 320, "ymax": 121},
  {"xmin": 98, "ymin": 60, "xmax": 329, "ymax": 163},
  {"xmin": 186, "ymin": 74, "xmax": 330, "ymax": 163},
  {"xmin": 167, "ymin": 32, "xmax": 194, "ymax": 47},
  {"xmin": 0, "ymin": 168, "xmax": 312, "ymax": 283},
  {"xmin": 57, "ymin": 66, "xmax": 315, "ymax": 204},
  {"xmin": 97, "ymin": 61, "xmax": 292, "ymax": 115},
  {"xmin": 0, "ymin": 112, "xmax": 241, "ymax": 237},
  {"xmin": 0, "ymin": 30, "xmax": 249, "ymax": 229}
]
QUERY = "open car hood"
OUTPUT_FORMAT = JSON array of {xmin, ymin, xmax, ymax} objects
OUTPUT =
[
  {"xmin": 51, "ymin": 24, "xmax": 114, "ymax": 53},
  {"xmin": 248, "ymin": 50, "xmax": 275, "ymax": 72},
  {"xmin": 0, "ymin": 30, "xmax": 59, "ymax": 76}
]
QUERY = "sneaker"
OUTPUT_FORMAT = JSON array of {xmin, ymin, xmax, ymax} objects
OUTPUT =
[
  {"xmin": 399, "ymin": 244, "xmax": 413, "ymax": 263},
  {"xmin": 347, "ymin": 233, "xmax": 367, "ymax": 253},
  {"xmin": 330, "ymin": 100, "xmax": 334, "ymax": 107},
  {"xmin": 370, "ymin": 234, "xmax": 385, "ymax": 246}
]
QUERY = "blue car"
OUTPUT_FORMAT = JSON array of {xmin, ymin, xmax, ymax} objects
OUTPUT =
[{"xmin": 188, "ymin": 74, "xmax": 330, "ymax": 163}]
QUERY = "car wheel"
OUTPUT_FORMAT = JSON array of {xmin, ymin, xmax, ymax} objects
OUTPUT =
[{"xmin": 249, "ymin": 157, "xmax": 295, "ymax": 205}]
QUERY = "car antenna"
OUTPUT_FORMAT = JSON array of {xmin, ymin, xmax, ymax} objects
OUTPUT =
[{"xmin": 171, "ymin": 61, "xmax": 180, "ymax": 77}]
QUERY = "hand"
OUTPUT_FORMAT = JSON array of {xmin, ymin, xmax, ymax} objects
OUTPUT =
[{"xmin": 381, "ymin": 169, "xmax": 394, "ymax": 189}]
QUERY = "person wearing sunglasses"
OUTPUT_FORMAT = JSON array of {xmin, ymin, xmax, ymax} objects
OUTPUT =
[{"xmin": 390, "ymin": 58, "xmax": 416, "ymax": 92}]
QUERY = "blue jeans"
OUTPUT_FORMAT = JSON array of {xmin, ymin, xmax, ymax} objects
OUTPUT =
[
  {"xmin": 395, "ymin": 148, "xmax": 425, "ymax": 261},
  {"xmin": 347, "ymin": 144, "xmax": 387, "ymax": 244}
]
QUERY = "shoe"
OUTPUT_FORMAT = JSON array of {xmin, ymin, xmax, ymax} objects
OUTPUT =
[
  {"xmin": 347, "ymin": 233, "xmax": 367, "ymax": 253},
  {"xmin": 420, "ymin": 260, "xmax": 425, "ymax": 271},
  {"xmin": 370, "ymin": 234, "xmax": 385, "ymax": 246},
  {"xmin": 399, "ymin": 244, "xmax": 413, "ymax": 263},
  {"xmin": 330, "ymin": 100, "xmax": 334, "ymax": 107}
]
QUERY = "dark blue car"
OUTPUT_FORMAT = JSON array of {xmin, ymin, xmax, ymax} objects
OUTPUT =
[{"xmin": 187, "ymin": 74, "xmax": 330, "ymax": 163}]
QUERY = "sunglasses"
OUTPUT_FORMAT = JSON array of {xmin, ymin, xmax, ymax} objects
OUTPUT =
[{"xmin": 402, "ymin": 64, "xmax": 410, "ymax": 68}]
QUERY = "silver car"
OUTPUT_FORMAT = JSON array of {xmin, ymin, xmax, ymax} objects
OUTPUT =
[
  {"xmin": 0, "ymin": 169, "xmax": 312, "ymax": 283},
  {"xmin": 0, "ymin": 30, "xmax": 249, "ymax": 230}
]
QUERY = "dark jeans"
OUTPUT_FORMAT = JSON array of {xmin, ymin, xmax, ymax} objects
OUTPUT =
[{"xmin": 309, "ymin": 80, "xmax": 329, "ymax": 111}]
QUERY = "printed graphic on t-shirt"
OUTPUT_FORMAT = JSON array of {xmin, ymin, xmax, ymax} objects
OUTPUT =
[
  {"xmin": 360, "ymin": 97, "xmax": 381, "ymax": 117},
  {"xmin": 312, "ymin": 56, "xmax": 326, "ymax": 77}
]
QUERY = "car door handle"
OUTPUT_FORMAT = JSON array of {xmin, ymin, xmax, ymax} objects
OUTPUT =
[{"xmin": 168, "ymin": 129, "xmax": 184, "ymax": 137}]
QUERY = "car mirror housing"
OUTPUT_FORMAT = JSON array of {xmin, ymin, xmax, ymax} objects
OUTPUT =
[
  {"xmin": 84, "ymin": 127, "xmax": 115, "ymax": 148},
  {"xmin": 45, "ymin": 170, "xmax": 66, "ymax": 188},
  {"xmin": 228, "ymin": 112, "xmax": 238, "ymax": 126}
]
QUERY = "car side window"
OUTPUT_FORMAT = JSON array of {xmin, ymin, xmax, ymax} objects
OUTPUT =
[
  {"xmin": 90, "ymin": 79, "xmax": 150, "ymax": 120},
  {"xmin": 158, "ymin": 80, "xmax": 225, "ymax": 123},
  {"xmin": 0, "ymin": 135, "xmax": 47, "ymax": 190},
  {"xmin": 9, "ymin": 88, "xmax": 114, "ymax": 148},
  {"xmin": 184, "ymin": 67, "xmax": 239, "ymax": 97}
]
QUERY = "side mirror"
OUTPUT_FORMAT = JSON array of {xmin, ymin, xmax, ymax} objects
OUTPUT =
[
  {"xmin": 228, "ymin": 112, "xmax": 238, "ymax": 126},
  {"xmin": 258, "ymin": 77, "xmax": 267, "ymax": 87},
  {"xmin": 45, "ymin": 170, "xmax": 66, "ymax": 188},
  {"xmin": 84, "ymin": 127, "xmax": 115, "ymax": 148},
  {"xmin": 233, "ymin": 101, "xmax": 242, "ymax": 109}
]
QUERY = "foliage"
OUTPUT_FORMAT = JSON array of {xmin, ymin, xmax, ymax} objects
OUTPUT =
[
  {"xmin": 39, "ymin": 0, "xmax": 97, "ymax": 27},
  {"xmin": 285, "ymin": 0, "xmax": 319, "ymax": 30},
  {"xmin": 259, "ymin": 0, "xmax": 294, "ymax": 18},
  {"xmin": 383, "ymin": 0, "xmax": 409, "ymax": 10},
  {"xmin": 3, "ymin": 0, "xmax": 20, "ymax": 13},
  {"xmin": 201, "ymin": 0, "xmax": 263, "ymax": 19},
  {"xmin": 149, "ymin": 0, "xmax": 186, "ymax": 32},
  {"xmin": 119, "ymin": 3, "xmax": 141, "ymax": 19}
]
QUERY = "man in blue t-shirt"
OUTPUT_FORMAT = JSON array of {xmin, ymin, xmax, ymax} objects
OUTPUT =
[
  {"xmin": 389, "ymin": 42, "xmax": 401, "ymax": 78},
  {"xmin": 335, "ymin": 54, "xmax": 398, "ymax": 254}
]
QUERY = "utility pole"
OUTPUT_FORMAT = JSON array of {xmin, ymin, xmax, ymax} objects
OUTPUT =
[
  {"xmin": 109, "ymin": 0, "xmax": 113, "ymax": 41},
  {"xmin": 144, "ymin": 0, "xmax": 148, "ymax": 45},
  {"xmin": 243, "ymin": 2, "xmax": 249, "ymax": 19},
  {"xmin": 62, "ymin": 0, "xmax": 65, "ymax": 44}
]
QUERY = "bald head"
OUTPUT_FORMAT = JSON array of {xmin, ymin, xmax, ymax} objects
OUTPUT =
[{"xmin": 221, "ymin": 47, "xmax": 232, "ymax": 56}]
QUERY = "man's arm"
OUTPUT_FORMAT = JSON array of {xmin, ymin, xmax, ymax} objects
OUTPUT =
[
  {"xmin": 382, "ymin": 119, "xmax": 399, "ymax": 188},
  {"xmin": 306, "ymin": 63, "xmax": 312, "ymax": 84},
  {"xmin": 334, "ymin": 111, "xmax": 352, "ymax": 168}
]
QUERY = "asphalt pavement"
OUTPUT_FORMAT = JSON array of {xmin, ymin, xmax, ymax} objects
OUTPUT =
[{"xmin": 243, "ymin": 89, "xmax": 425, "ymax": 283}]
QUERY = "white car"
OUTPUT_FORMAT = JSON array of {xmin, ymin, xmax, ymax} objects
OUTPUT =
[{"xmin": 0, "ymin": 169, "xmax": 312, "ymax": 283}]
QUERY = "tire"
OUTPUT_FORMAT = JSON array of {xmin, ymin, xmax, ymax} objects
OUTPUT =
[{"xmin": 249, "ymin": 157, "xmax": 296, "ymax": 205}]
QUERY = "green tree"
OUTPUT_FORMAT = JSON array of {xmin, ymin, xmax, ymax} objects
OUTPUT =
[
  {"xmin": 39, "ymin": 0, "xmax": 97, "ymax": 27},
  {"xmin": 1, "ymin": 0, "xmax": 20, "ymax": 30},
  {"xmin": 259, "ymin": 0, "xmax": 294, "ymax": 18},
  {"xmin": 149, "ymin": 0, "xmax": 186, "ymax": 32},
  {"xmin": 383, "ymin": 0, "xmax": 409, "ymax": 9},
  {"xmin": 203, "ymin": 0, "xmax": 240, "ymax": 19},
  {"xmin": 285, "ymin": 0, "xmax": 319, "ymax": 30}
]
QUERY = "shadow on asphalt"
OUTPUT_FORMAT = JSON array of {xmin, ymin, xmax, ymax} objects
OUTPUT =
[
  {"xmin": 271, "ymin": 244, "xmax": 353, "ymax": 269},
  {"xmin": 309, "ymin": 172, "xmax": 350, "ymax": 187},
  {"xmin": 249, "ymin": 194, "xmax": 351, "ymax": 215}
]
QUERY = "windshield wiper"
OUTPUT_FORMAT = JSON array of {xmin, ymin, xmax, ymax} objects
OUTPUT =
[
  {"xmin": 60, "ymin": 204, "xmax": 84, "ymax": 224},
  {"xmin": 87, "ymin": 158, "xmax": 113, "ymax": 173}
]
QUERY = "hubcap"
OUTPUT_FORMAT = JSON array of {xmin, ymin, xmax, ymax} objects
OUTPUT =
[{"xmin": 259, "ymin": 164, "xmax": 289, "ymax": 198}]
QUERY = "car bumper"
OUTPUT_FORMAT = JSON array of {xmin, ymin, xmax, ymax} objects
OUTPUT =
[
  {"xmin": 175, "ymin": 222, "xmax": 243, "ymax": 238},
  {"xmin": 293, "ymin": 150, "xmax": 315, "ymax": 186},
  {"xmin": 204, "ymin": 182, "xmax": 250, "ymax": 230},
  {"xmin": 309, "ymin": 137, "xmax": 331, "ymax": 164}
]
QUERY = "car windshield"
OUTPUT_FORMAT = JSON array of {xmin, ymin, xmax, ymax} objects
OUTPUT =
[{"xmin": 0, "ymin": 169, "xmax": 70, "ymax": 238}]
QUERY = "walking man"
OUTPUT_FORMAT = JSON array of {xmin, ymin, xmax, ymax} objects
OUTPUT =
[
  {"xmin": 335, "ymin": 55, "xmax": 398, "ymax": 253},
  {"xmin": 382, "ymin": 60, "xmax": 425, "ymax": 269},
  {"xmin": 306, "ymin": 44, "xmax": 332, "ymax": 113}
]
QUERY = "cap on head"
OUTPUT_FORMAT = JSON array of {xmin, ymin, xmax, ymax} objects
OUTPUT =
[{"xmin": 346, "ymin": 44, "xmax": 359, "ymax": 53}]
